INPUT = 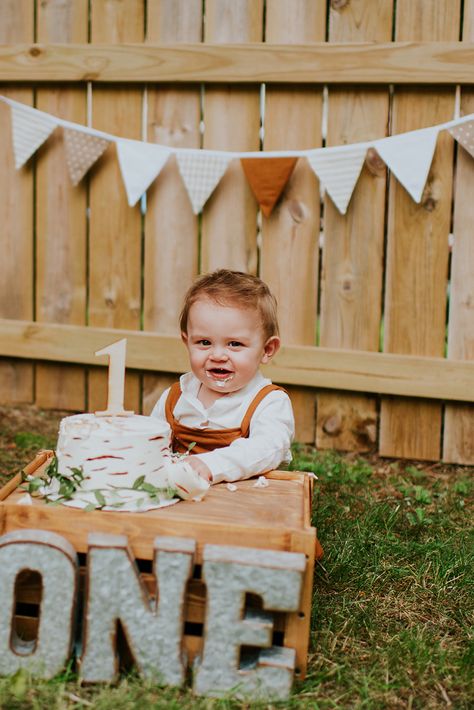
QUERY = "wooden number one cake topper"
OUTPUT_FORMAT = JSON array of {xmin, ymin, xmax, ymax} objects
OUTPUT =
[{"xmin": 95, "ymin": 339, "xmax": 134, "ymax": 416}]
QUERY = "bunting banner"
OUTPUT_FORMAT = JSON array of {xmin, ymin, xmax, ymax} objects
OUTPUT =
[
  {"xmin": 116, "ymin": 139, "xmax": 172, "ymax": 207},
  {"xmin": 1, "ymin": 94, "xmax": 474, "ymax": 217},
  {"xmin": 373, "ymin": 126, "xmax": 439, "ymax": 203},
  {"xmin": 241, "ymin": 157, "xmax": 298, "ymax": 216},
  {"xmin": 449, "ymin": 120, "xmax": 474, "ymax": 158},
  {"xmin": 63, "ymin": 128, "xmax": 110, "ymax": 186},
  {"xmin": 176, "ymin": 151, "xmax": 233, "ymax": 214},
  {"xmin": 11, "ymin": 102, "xmax": 58, "ymax": 169},
  {"xmin": 307, "ymin": 143, "xmax": 369, "ymax": 214}
]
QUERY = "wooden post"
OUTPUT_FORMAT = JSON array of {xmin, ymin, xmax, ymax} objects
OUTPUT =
[
  {"xmin": 35, "ymin": 0, "xmax": 88, "ymax": 412},
  {"xmin": 88, "ymin": 0, "xmax": 144, "ymax": 413},
  {"xmin": 141, "ymin": 0, "xmax": 202, "ymax": 415},
  {"xmin": 261, "ymin": 0, "xmax": 326, "ymax": 443},
  {"xmin": 201, "ymin": 0, "xmax": 262, "ymax": 273},
  {"xmin": 443, "ymin": 0, "xmax": 474, "ymax": 464},
  {"xmin": 0, "ymin": 0, "xmax": 34, "ymax": 405},
  {"xmin": 316, "ymin": 0, "xmax": 391, "ymax": 452},
  {"xmin": 379, "ymin": 0, "xmax": 459, "ymax": 460}
]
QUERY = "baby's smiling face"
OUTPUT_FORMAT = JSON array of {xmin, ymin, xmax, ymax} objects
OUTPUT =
[{"xmin": 182, "ymin": 297, "xmax": 280, "ymax": 402}]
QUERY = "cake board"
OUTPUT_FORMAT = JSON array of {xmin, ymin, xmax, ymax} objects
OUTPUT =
[{"xmin": 0, "ymin": 451, "xmax": 319, "ymax": 679}]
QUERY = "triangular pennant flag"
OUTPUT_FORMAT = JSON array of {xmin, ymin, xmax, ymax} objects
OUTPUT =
[
  {"xmin": 240, "ymin": 157, "xmax": 297, "ymax": 216},
  {"xmin": 116, "ymin": 138, "xmax": 172, "ymax": 206},
  {"xmin": 11, "ymin": 103, "xmax": 58, "ymax": 168},
  {"xmin": 373, "ymin": 127, "xmax": 439, "ymax": 203},
  {"xmin": 306, "ymin": 144, "xmax": 368, "ymax": 214},
  {"xmin": 63, "ymin": 128, "xmax": 110, "ymax": 185},
  {"xmin": 449, "ymin": 120, "xmax": 474, "ymax": 158},
  {"xmin": 176, "ymin": 152, "xmax": 233, "ymax": 214}
]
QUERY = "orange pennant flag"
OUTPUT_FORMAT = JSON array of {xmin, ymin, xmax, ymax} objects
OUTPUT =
[{"xmin": 240, "ymin": 157, "xmax": 298, "ymax": 216}]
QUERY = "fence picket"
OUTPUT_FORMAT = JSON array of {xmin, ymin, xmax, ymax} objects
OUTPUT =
[
  {"xmin": 35, "ymin": 0, "xmax": 88, "ymax": 412},
  {"xmin": 316, "ymin": 0, "xmax": 391, "ymax": 452},
  {"xmin": 141, "ymin": 0, "xmax": 202, "ymax": 416},
  {"xmin": 379, "ymin": 0, "xmax": 459, "ymax": 460},
  {"xmin": 88, "ymin": 0, "xmax": 144, "ymax": 414},
  {"xmin": 0, "ymin": 0, "xmax": 34, "ymax": 405},
  {"xmin": 443, "ymin": 0, "xmax": 474, "ymax": 464},
  {"xmin": 261, "ymin": 0, "xmax": 326, "ymax": 442},
  {"xmin": 201, "ymin": 0, "xmax": 262, "ymax": 274}
]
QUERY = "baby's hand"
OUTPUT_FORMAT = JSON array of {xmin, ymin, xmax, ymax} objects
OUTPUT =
[{"xmin": 187, "ymin": 456, "xmax": 213, "ymax": 482}]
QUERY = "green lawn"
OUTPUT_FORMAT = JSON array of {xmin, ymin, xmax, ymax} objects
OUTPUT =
[{"xmin": 0, "ymin": 407, "xmax": 472, "ymax": 709}]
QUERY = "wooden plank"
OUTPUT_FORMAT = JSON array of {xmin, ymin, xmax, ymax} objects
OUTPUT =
[
  {"xmin": 88, "ymin": 0, "xmax": 144, "ymax": 413},
  {"xmin": 316, "ymin": 0, "xmax": 391, "ymax": 452},
  {"xmin": 0, "ymin": 0, "xmax": 34, "ymax": 404},
  {"xmin": 443, "ymin": 1, "xmax": 474, "ymax": 464},
  {"xmin": 200, "ymin": 0, "xmax": 262, "ymax": 273},
  {"xmin": 1, "ymin": 319, "xmax": 474, "ymax": 401},
  {"xmin": 261, "ymin": 0, "xmax": 326, "ymax": 442},
  {"xmin": 142, "ymin": 0, "xmax": 201, "ymax": 416},
  {"xmin": 379, "ymin": 0, "xmax": 459, "ymax": 460},
  {"xmin": 0, "ymin": 41, "xmax": 474, "ymax": 83},
  {"xmin": 35, "ymin": 0, "xmax": 88, "ymax": 412}
]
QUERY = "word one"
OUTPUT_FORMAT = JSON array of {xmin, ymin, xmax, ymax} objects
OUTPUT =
[{"xmin": 0, "ymin": 530, "xmax": 306, "ymax": 700}]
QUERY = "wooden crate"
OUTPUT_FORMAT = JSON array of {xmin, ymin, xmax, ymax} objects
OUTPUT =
[{"xmin": 0, "ymin": 452, "xmax": 318, "ymax": 679}]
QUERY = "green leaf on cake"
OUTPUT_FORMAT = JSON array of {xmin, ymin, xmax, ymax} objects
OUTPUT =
[
  {"xmin": 132, "ymin": 475, "xmax": 146, "ymax": 489},
  {"xmin": 94, "ymin": 490, "xmax": 106, "ymax": 507}
]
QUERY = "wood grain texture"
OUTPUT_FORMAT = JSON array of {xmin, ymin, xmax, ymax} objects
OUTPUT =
[
  {"xmin": 0, "ymin": 42, "xmax": 474, "ymax": 83},
  {"xmin": 1, "ymin": 319, "xmax": 473, "ymax": 401},
  {"xmin": 142, "ymin": 0, "xmax": 201, "ymax": 416},
  {"xmin": 443, "ymin": 0, "xmax": 474, "ymax": 464},
  {"xmin": 316, "ymin": 0, "xmax": 391, "ymax": 452},
  {"xmin": 88, "ymin": 0, "xmax": 144, "ymax": 413},
  {"xmin": 200, "ymin": 0, "xmax": 262, "ymax": 273},
  {"xmin": 35, "ymin": 0, "xmax": 88, "ymax": 411},
  {"xmin": 0, "ymin": 0, "xmax": 34, "ymax": 404},
  {"xmin": 379, "ymin": 0, "xmax": 459, "ymax": 460},
  {"xmin": 261, "ymin": 0, "xmax": 326, "ymax": 442}
]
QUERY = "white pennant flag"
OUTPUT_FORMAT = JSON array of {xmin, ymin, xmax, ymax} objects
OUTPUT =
[
  {"xmin": 11, "ymin": 103, "xmax": 58, "ymax": 168},
  {"xmin": 449, "ymin": 120, "xmax": 474, "ymax": 158},
  {"xmin": 63, "ymin": 128, "xmax": 110, "ymax": 185},
  {"xmin": 306, "ymin": 143, "xmax": 368, "ymax": 214},
  {"xmin": 116, "ymin": 138, "xmax": 172, "ymax": 206},
  {"xmin": 176, "ymin": 151, "xmax": 233, "ymax": 214},
  {"xmin": 373, "ymin": 127, "xmax": 439, "ymax": 203}
]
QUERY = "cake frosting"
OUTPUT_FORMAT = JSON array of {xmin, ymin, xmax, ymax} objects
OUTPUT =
[
  {"xmin": 56, "ymin": 413, "xmax": 171, "ymax": 491},
  {"xmin": 38, "ymin": 412, "xmax": 210, "ymax": 511}
]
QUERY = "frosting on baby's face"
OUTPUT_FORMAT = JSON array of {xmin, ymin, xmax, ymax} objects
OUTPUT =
[{"xmin": 182, "ymin": 298, "xmax": 279, "ymax": 405}]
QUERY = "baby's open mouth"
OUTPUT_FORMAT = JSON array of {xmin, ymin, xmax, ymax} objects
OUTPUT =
[{"xmin": 206, "ymin": 368, "xmax": 234, "ymax": 384}]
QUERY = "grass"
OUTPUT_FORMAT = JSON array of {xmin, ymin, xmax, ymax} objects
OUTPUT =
[{"xmin": 0, "ymin": 406, "xmax": 472, "ymax": 708}]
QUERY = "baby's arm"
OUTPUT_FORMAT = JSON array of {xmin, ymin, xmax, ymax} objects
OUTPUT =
[{"xmin": 190, "ymin": 391, "xmax": 294, "ymax": 484}]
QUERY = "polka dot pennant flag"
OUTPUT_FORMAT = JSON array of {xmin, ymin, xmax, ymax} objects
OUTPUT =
[
  {"xmin": 176, "ymin": 151, "xmax": 233, "ymax": 214},
  {"xmin": 11, "ymin": 102, "xmax": 58, "ymax": 169},
  {"xmin": 63, "ymin": 128, "xmax": 110, "ymax": 185},
  {"xmin": 449, "ymin": 120, "xmax": 474, "ymax": 158}
]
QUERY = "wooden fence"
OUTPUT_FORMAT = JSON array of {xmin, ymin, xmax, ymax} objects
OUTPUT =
[{"xmin": 0, "ymin": 0, "xmax": 473, "ymax": 465}]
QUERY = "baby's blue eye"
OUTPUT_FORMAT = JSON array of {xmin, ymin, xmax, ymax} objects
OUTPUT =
[
  {"xmin": 198, "ymin": 339, "xmax": 211, "ymax": 346},
  {"xmin": 229, "ymin": 341, "xmax": 244, "ymax": 347}
]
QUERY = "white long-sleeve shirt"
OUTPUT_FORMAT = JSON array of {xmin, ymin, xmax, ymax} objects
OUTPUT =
[{"xmin": 151, "ymin": 371, "xmax": 294, "ymax": 484}]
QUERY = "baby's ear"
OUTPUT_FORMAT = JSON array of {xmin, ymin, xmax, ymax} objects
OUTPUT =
[
  {"xmin": 261, "ymin": 336, "xmax": 280, "ymax": 364},
  {"xmin": 181, "ymin": 332, "xmax": 188, "ymax": 345}
]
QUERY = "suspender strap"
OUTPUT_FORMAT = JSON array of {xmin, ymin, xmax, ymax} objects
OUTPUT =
[
  {"xmin": 165, "ymin": 382, "xmax": 182, "ymax": 428},
  {"xmin": 240, "ymin": 384, "xmax": 286, "ymax": 437}
]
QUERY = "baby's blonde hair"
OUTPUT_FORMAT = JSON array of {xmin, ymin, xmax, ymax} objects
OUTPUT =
[{"xmin": 180, "ymin": 270, "xmax": 279, "ymax": 341}]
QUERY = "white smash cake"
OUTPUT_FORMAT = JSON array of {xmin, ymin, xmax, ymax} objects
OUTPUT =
[{"xmin": 38, "ymin": 413, "xmax": 209, "ymax": 512}]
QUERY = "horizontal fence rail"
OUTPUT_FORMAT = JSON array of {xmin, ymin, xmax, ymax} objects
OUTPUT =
[
  {"xmin": 1, "ymin": 320, "xmax": 474, "ymax": 402},
  {"xmin": 0, "ymin": 42, "xmax": 473, "ymax": 83}
]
